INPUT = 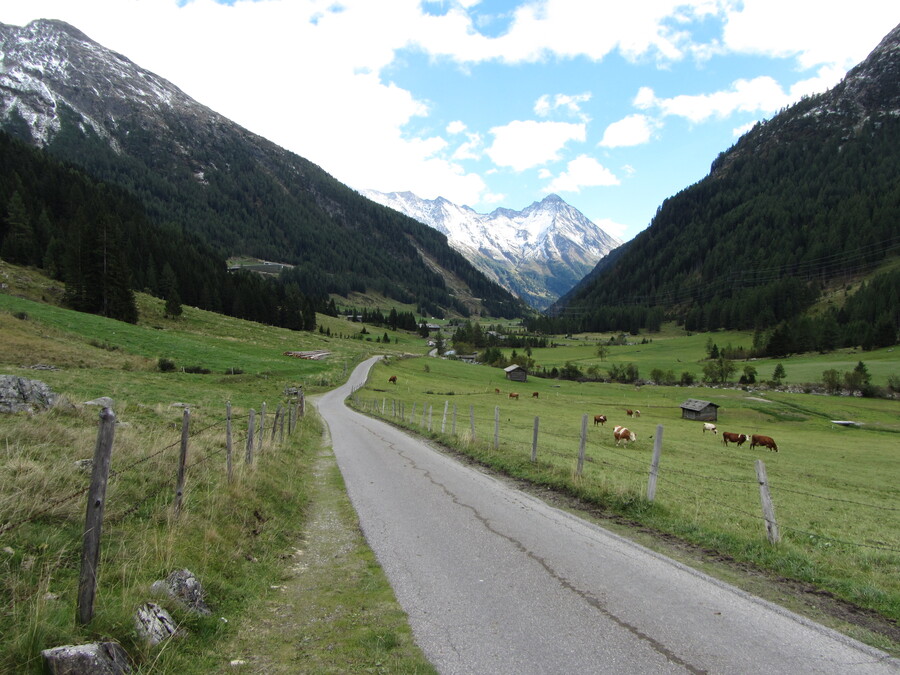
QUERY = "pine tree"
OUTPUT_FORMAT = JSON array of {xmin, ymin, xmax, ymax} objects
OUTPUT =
[{"xmin": 1, "ymin": 191, "xmax": 37, "ymax": 265}]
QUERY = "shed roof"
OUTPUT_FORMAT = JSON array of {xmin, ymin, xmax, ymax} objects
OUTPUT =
[
  {"xmin": 504, "ymin": 364, "xmax": 526, "ymax": 373},
  {"xmin": 680, "ymin": 399, "xmax": 719, "ymax": 411}
]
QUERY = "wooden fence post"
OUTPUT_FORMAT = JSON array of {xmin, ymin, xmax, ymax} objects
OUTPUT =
[
  {"xmin": 428, "ymin": 405, "xmax": 433, "ymax": 432},
  {"xmin": 411, "ymin": 402, "xmax": 416, "ymax": 424},
  {"xmin": 279, "ymin": 404, "xmax": 285, "ymax": 445},
  {"xmin": 76, "ymin": 407, "xmax": 116, "ymax": 625},
  {"xmin": 469, "ymin": 405, "xmax": 476, "ymax": 441},
  {"xmin": 300, "ymin": 391, "xmax": 305, "ymax": 417},
  {"xmin": 246, "ymin": 409, "xmax": 255, "ymax": 465},
  {"xmin": 756, "ymin": 459, "xmax": 781, "ymax": 544},
  {"xmin": 442, "ymin": 401, "xmax": 448, "ymax": 433},
  {"xmin": 271, "ymin": 405, "xmax": 282, "ymax": 443},
  {"xmin": 173, "ymin": 408, "xmax": 190, "ymax": 517},
  {"xmin": 494, "ymin": 406, "xmax": 500, "ymax": 450},
  {"xmin": 452, "ymin": 404, "xmax": 457, "ymax": 435},
  {"xmin": 576, "ymin": 414, "xmax": 587, "ymax": 476},
  {"xmin": 226, "ymin": 401, "xmax": 233, "ymax": 483},
  {"xmin": 258, "ymin": 402, "xmax": 267, "ymax": 453},
  {"xmin": 531, "ymin": 416, "xmax": 539, "ymax": 462},
  {"xmin": 647, "ymin": 424, "xmax": 663, "ymax": 502}
]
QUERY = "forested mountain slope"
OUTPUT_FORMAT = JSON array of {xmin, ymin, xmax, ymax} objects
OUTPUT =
[
  {"xmin": 0, "ymin": 19, "xmax": 523, "ymax": 319},
  {"xmin": 550, "ymin": 22, "xmax": 900, "ymax": 346}
]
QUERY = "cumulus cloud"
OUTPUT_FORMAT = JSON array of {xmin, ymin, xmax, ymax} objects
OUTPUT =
[
  {"xmin": 486, "ymin": 120, "xmax": 586, "ymax": 171},
  {"xmin": 635, "ymin": 76, "xmax": 791, "ymax": 124},
  {"xmin": 534, "ymin": 92, "xmax": 592, "ymax": 120},
  {"xmin": 599, "ymin": 114, "xmax": 656, "ymax": 148},
  {"xmin": 543, "ymin": 155, "xmax": 619, "ymax": 193}
]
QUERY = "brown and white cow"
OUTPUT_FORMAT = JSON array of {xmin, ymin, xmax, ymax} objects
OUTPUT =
[
  {"xmin": 722, "ymin": 432, "xmax": 747, "ymax": 447},
  {"xmin": 532, "ymin": 391, "xmax": 539, "ymax": 399},
  {"xmin": 593, "ymin": 414, "xmax": 607, "ymax": 426},
  {"xmin": 509, "ymin": 392, "xmax": 520, "ymax": 400},
  {"xmin": 703, "ymin": 423, "xmax": 717, "ymax": 434},
  {"xmin": 388, "ymin": 375, "xmax": 397, "ymax": 384},
  {"xmin": 750, "ymin": 434, "xmax": 778, "ymax": 452},
  {"xmin": 614, "ymin": 426, "xmax": 637, "ymax": 447}
]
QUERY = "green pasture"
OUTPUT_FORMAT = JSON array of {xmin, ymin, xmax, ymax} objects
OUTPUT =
[
  {"xmin": 0, "ymin": 288, "xmax": 437, "ymax": 673},
  {"xmin": 356, "ymin": 355, "xmax": 900, "ymax": 643},
  {"xmin": 521, "ymin": 327, "xmax": 899, "ymax": 387}
]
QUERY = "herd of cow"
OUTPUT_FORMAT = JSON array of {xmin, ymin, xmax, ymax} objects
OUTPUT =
[
  {"xmin": 702, "ymin": 423, "xmax": 778, "ymax": 451},
  {"xmin": 388, "ymin": 375, "xmax": 778, "ymax": 452}
]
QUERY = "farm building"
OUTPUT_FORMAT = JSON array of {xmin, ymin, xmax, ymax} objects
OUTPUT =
[
  {"xmin": 504, "ymin": 364, "xmax": 528, "ymax": 382},
  {"xmin": 680, "ymin": 399, "xmax": 719, "ymax": 422}
]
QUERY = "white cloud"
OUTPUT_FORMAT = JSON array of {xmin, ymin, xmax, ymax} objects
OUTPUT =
[
  {"xmin": 451, "ymin": 132, "xmax": 483, "ymax": 161},
  {"xmin": 721, "ymin": 0, "xmax": 900, "ymax": 71},
  {"xmin": 543, "ymin": 155, "xmax": 619, "ymax": 193},
  {"xmin": 635, "ymin": 76, "xmax": 791, "ymax": 124},
  {"xmin": 592, "ymin": 217, "xmax": 629, "ymax": 240},
  {"xmin": 599, "ymin": 114, "xmax": 656, "ymax": 148},
  {"xmin": 486, "ymin": 120, "xmax": 586, "ymax": 171},
  {"xmin": 446, "ymin": 120, "xmax": 467, "ymax": 134},
  {"xmin": 534, "ymin": 92, "xmax": 592, "ymax": 119}
]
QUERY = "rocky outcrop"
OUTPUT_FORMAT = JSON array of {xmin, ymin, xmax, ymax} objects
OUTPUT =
[
  {"xmin": 41, "ymin": 642, "xmax": 131, "ymax": 675},
  {"xmin": 0, "ymin": 375, "xmax": 56, "ymax": 414}
]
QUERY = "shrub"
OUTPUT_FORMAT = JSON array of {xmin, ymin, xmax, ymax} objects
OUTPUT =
[{"xmin": 158, "ymin": 357, "xmax": 176, "ymax": 372}]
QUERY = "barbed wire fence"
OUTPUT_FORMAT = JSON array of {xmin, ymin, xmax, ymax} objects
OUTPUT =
[
  {"xmin": 351, "ymin": 392, "xmax": 900, "ymax": 556},
  {"xmin": 0, "ymin": 389, "xmax": 307, "ymax": 625}
]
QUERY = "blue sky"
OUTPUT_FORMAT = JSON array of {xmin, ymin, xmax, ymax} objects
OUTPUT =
[{"xmin": 3, "ymin": 0, "xmax": 900, "ymax": 241}]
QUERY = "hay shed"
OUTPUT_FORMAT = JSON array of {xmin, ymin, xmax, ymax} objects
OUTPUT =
[
  {"xmin": 504, "ymin": 364, "xmax": 528, "ymax": 382},
  {"xmin": 680, "ymin": 399, "xmax": 719, "ymax": 422}
]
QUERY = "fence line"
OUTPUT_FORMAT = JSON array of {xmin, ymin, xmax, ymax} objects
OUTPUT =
[{"xmin": 351, "ymin": 394, "xmax": 900, "ymax": 554}]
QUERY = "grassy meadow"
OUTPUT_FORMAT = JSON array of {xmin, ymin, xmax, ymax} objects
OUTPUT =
[
  {"xmin": 2, "ymin": 257, "xmax": 899, "ymax": 667},
  {"xmin": 0, "ymin": 264, "xmax": 435, "ymax": 673},
  {"xmin": 354, "ymin": 352, "xmax": 900, "ymax": 651}
]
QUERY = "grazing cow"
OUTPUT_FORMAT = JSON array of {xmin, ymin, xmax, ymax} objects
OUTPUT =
[
  {"xmin": 495, "ymin": 388, "xmax": 501, "ymax": 394},
  {"xmin": 633, "ymin": 410, "xmax": 640, "ymax": 417},
  {"xmin": 509, "ymin": 392, "xmax": 520, "ymax": 400},
  {"xmin": 614, "ymin": 426, "xmax": 637, "ymax": 447},
  {"xmin": 703, "ymin": 423, "xmax": 717, "ymax": 434},
  {"xmin": 532, "ymin": 392, "xmax": 539, "ymax": 399},
  {"xmin": 750, "ymin": 434, "xmax": 778, "ymax": 452},
  {"xmin": 593, "ymin": 414, "xmax": 607, "ymax": 426},
  {"xmin": 388, "ymin": 375, "xmax": 397, "ymax": 384},
  {"xmin": 626, "ymin": 409, "xmax": 634, "ymax": 417},
  {"xmin": 722, "ymin": 432, "xmax": 747, "ymax": 447}
]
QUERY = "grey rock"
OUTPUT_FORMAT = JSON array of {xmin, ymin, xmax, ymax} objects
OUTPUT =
[
  {"xmin": 42, "ymin": 641, "xmax": 131, "ymax": 674},
  {"xmin": 0, "ymin": 375, "xmax": 56, "ymax": 414},
  {"xmin": 151, "ymin": 568, "xmax": 211, "ymax": 615},
  {"xmin": 134, "ymin": 602, "xmax": 179, "ymax": 646},
  {"xmin": 83, "ymin": 396, "xmax": 115, "ymax": 408}
]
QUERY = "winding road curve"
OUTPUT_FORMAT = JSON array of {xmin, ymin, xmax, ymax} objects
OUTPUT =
[{"xmin": 316, "ymin": 356, "xmax": 899, "ymax": 674}]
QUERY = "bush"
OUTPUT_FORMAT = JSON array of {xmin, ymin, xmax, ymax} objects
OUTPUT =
[
  {"xmin": 158, "ymin": 357, "xmax": 176, "ymax": 372},
  {"xmin": 183, "ymin": 365, "xmax": 211, "ymax": 374}
]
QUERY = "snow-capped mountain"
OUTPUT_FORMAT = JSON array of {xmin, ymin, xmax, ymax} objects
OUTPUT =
[
  {"xmin": 0, "ymin": 19, "xmax": 525, "ymax": 318},
  {"xmin": 360, "ymin": 190, "xmax": 621, "ymax": 310}
]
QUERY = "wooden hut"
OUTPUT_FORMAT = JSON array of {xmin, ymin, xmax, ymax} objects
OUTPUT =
[
  {"xmin": 504, "ymin": 364, "xmax": 528, "ymax": 383},
  {"xmin": 680, "ymin": 399, "xmax": 719, "ymax": 422}
]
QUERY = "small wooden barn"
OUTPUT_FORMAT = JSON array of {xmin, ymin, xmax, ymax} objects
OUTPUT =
[
  {"xmin": 680, "ymin": 399, "xmax": 719, "ymax": 422},
  {"xmin": 504, "ymin": 364, "xmax": 528, "ymax": 383}
]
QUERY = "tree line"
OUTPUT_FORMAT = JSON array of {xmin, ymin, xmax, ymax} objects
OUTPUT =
[{"xmin": 0, "ymin": 131, "xmax": 320, "ymax": 329}]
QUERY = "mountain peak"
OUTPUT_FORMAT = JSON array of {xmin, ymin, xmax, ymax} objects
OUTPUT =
[{"xmin": 361, "ymin": 189, "xmax": 621, "ymax": 310}]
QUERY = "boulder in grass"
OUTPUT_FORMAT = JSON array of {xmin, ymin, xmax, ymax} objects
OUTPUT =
[
  {"xmin": 150, "ymin": 568, "xmax": 211, "ymax": 615},
  {"xmin": 42, "ymin": 641, "xmax": 131, "ymax": 674},
  {"xmin": 134, "ymin": 602, "xmax": 180, "ymax": 646},
  {"xmin": 0, "ymin": 375, "xmax": 56, "ymax": 414}
]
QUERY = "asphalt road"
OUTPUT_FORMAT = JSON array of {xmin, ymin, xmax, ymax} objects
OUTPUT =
[{"xmin": 316, "ymin": 356, "xmax": 899, "ymax": 674}]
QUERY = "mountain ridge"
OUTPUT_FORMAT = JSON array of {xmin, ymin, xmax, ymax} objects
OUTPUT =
[
  {"xmin": 0, "ymin": 18, "xmax": 524, "ymax": 319},
  {"xmin": 360, "ymin": 189, "xmax": 620, "ymax": 310}
]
